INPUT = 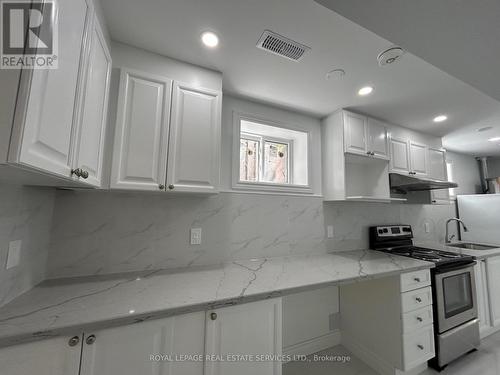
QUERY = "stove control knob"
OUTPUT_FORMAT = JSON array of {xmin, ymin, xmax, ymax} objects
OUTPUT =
[{"xmin": 378, "ymin": 229, "xmax": 383, "ymax": 234}]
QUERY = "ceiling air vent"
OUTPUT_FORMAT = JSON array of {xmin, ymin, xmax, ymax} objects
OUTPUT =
[{"xmin": 256, "ymin": 30, "xmax": 311, "ymax": 61}]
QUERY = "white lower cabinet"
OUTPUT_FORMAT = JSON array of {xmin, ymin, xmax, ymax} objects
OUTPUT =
[
  {"xmin": 486, "ymin": 256, "xmax": 500, "ymax": 328},
  {"xmin": 80, "ymin": 312, "xmax": 205, "ymax": 375},
  {"xmin": 0, "ymin": 336, "xmax": 82, "ymax": 375},
  {"xmin": 0, "ymin": 299, "xmax": 282, "ymax": 375}
]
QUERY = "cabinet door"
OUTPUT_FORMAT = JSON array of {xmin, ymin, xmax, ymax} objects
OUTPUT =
[
  {"xmin": 73, "ymin": 16, "xmax": 111, "ymax": 187},
  {"xmin": 0, "ymin": 336, "xmax": 82, "ymax": 375},
  {"xmin": 110, "ymin": 69, "xmax": 172, "ymax": 191},
  {"xmin": 486, "ymin": 256, "xmax": 500, "ymax": 327},
  {"xmin": 409, "ymin": 141, "xmax": 428, "ymax": 176},
  {"xmin": 11, "ymin": 0, "xmax": 92, "ymax": 178},
  {"xmin": 428, "ymin": 148, "xmax": 447, "ymax": 181},
  {"xmin": 166, "ymin": 83, "xmax": 221, "ymax": 193},
  {"xmin": 205, "ymin": 298, "xmax": 282, "ymax": 375},
  {"xmin": 475, "ymin": 260, "xmax": 491, "ymax": 336},
  {"xmin": 343, "ymin": 112, "xmax": 367, "ymax": 156},
  {"xmin": 390, "ymin": 138, "xmax": 410, "ymax": 174},
  {"xmin": 80, "ymin": 313, "xmax": 205, "ymax": 375},
  {"xmin": 367, "ymin": 118, "xmax": 389, "ymax": 160}
]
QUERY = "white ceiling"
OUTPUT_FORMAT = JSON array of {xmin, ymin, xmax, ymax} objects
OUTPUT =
[{"xmin": 101, "ymin": 0, "xmax": 500, "ymax": 156}]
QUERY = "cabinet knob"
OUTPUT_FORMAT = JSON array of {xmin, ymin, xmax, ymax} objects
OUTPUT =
[
  {"xmin": 370, "ymin": 151, "xmax": 375, "ymax": 156},
  {"xmin": 80, "ymin": 170, "xmax": 89, "ymax": 179},
  {"xmin": 68, "ymin": 336, "xmax": 80, "ymax": 347},
  {"xmin": 71, "ymin": 168, "xmax": 83, "ymax": 178},
  {"xmin": 417, "ymin": 316, "xmax": 423, "ymax": 322},
  {"xmin": 159, "ymin": 184, "xmax": 165, "ymax": 190},
  {"xmin": 366, "ymin": 151, "xmax": 371, "ymax": 155},
  {"xmin": 415, "ymin": 297, "xmax": 422, "ymax": 303},
  {"xmin": 168, "ymin": 184, "xmax": 175, "ymax": 190},
  {"xmin": 86, "ymin": 334, "xmax": 96, "ymax": 345},
  {"xmin": 414, "ymin": 277, "xmax": 421, "ymax": 282},
  {"xmin": 210, "ymin": 312, "xmax": 217, "ymax": 321},
  {"xmin": 417, "ymin": 344, "xmax": 424, "ymax": 350}
]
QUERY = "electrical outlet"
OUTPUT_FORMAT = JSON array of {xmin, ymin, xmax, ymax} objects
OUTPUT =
[
  {"xmin": 190, "ymin": 228, "xmax": 202, "ymax": 245},
  {"xmin": 6, "ymin": 240, "xmax": 22, "ymax": 269},
  {"xmin": 327, "ymin": 225, "xmax": 334, "ymax": 238},
  {"xmin": 424, "ymin": 222, "xmax": 430, "ymax": 233}
]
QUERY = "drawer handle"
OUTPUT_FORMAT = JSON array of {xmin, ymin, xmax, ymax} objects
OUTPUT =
[
  {"xmin": 416, "ymin": 316, "xmax": 423, "ymax": 322},
  {"xmin": 414, "ymin": 277, "xmax": 421, "ymax": 282},
  {"xmin": 415, "ymin": 297, "xmax": 422, "ymax": 303},
  {"xmin": 417, "ymin": 344, "xmax": 424, "ymax": 350}
]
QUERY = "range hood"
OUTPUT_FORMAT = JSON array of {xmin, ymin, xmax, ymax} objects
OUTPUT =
[{"xmin": 389, "ymin": 173, "xmax": 458, "ymax": 193}]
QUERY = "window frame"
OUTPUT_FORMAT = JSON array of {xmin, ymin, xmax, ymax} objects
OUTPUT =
[{"xmin": 232, "ymin": 111, "xmax": 312, "ymax": 194}]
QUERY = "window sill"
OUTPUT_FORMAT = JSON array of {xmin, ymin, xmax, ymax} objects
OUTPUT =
[{"xmin": 231, "ymin": 181, "xmax": 313, "ymax": 195}]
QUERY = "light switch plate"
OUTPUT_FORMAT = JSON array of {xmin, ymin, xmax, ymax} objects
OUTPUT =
[
  {"xmin": 6, "ymin": 240, "xmax": 22, "ymax": 269},
  {"xmin": 327, "ymin": 225, "xmax": 334, "ymax": 238},
  {"xmin": 190, "ymin": 228, "xmax": 202, "ymax": 245}
]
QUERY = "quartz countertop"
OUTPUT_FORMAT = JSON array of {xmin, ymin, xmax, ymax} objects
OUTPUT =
[
  {"xmin": 0, "ymin": 250, "xmax": 433, "ymax": 348},
  {"xmin": 415, "ymin": 241, "xmax": 500, "ymax": 260}
]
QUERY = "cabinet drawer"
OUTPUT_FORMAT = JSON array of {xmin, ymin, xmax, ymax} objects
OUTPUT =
[
  {"xmin": 400, "ymin": 269, "xmax": 431, "ymax": 292},
  {"xmin": 402, "ymin": 305, "xmax": 433, "ymax": 333},
  {"xmin": 401, "ymin": 287, "xmax": 432, "ymax": 313},
  {"xmin": 402, "ymin": 324, "xmax": 435, "ymax": 370}
]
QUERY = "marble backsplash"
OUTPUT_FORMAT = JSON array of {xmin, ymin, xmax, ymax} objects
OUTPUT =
[
  {"xmin": 0, "ymin": 184, "xmax": 55, "ymax": 306},
  {"xmin": 47, "ymin": 190, "xmax": 457, "ymax": 278}
]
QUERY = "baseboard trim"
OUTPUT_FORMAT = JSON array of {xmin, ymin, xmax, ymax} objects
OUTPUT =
[{"xmin": 283, "ymin": 330, "xmax": 341, "ymax": 360}]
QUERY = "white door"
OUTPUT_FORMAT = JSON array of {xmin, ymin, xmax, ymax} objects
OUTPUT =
[
  {"xmin": 0, "ymin": 336, "xmax": 82, "ymax": 375},
  {"xmin": 80, "ymin": 313, "xmax": 205, "ymax": 375},
  {"xmin": 390, "ymin": 138, "xmax": 410, "ymax": 174},
  {"xmin": 205, "ymin": 298, "xmax": 282, "ymax": 375},
  {"xmin": 366, "ymin": 118, "xmax": 389, "ymax": 160},
  {"xmin": 343, "ymin": 112, "xmax": 367, "ymax": 156},
  {"xmin": 11, "ymin": 0, "xmax": 92, "ymax": 178},
  {"xmin": 475, "ymin": 260, "xmax": 491, "ymax": 336},
  {"xmin": 409, "ymin": 141, "xmax": 428, "ymax": 176},
  {"xmin": 110, "ymin": 69, "xmax": 172, "ymax": 191},
  {"xmin": 166, "ymin": 83, "xmax": 221, "ymax": 193},
  {"xmin": 73, "ymin": 16, "xmax": 112, "ymax": 187},
  {"xmin": 486, "ymin": 256, "xmax": 500, "ymax": 327}
]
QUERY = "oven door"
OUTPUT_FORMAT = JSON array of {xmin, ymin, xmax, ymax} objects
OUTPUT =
[{"xmin": 434, "ymin": 264, "xmax": 478, "ymax": 333}]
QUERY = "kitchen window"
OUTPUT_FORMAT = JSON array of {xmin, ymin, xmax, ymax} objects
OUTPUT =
[{"xmin": 233, "ymin": 114, "xmax": 311, "ymax": 193}]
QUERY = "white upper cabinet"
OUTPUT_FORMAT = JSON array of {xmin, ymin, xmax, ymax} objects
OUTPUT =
[
  {"xmin": 110, "ymin": 69, "xmax": 172, "ymax": 191},
  {"xmin": 366, "ymin": 118, "xmax": 389, "ymax": 159},
  {"xmin": 9, "ymin": 0, "xmax": 92, "ymax": 178},
  {"xmin": 343, "ymin": 112, "xmax": 388, "ymax": 160},
  {"xmin": 389, "ymin": 137, "xmax": 410, "ymax": 174},
  {"xmin": 205, "ymin": 298, "xmax": 282, "ymax": 375},
  {"xmin": 167, "ymin": 83, "xmax": 221, "ymax": 193},
  {"xmin": 80, "ymin": 313, "xmax": 205, "ymax": 375},
  {"xmin": 428, "ymin": 148, "xmax": 447, "ymax": 181},
  {"xmin": 110, "ymin": 69, "xmax": 222, "ymax": 193},
  {"xmin": 344, "ymin": 112, "xmax": 367, "ymax": 156},
  {"xmin": 73, "ymin": 14, "xmax": 112, "ymax": 187},
  {"xmin": 409, "ymin": 141, "xmax": 428, "ymax": 176},
  {"xmin": 0, "ymin": 336, "xmax": 82, "ymax": 375}
]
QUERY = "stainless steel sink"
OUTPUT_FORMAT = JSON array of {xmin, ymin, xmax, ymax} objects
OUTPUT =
[{"xmin": 448, "ymin": 242, "xmax": 498, "ymax": 250}]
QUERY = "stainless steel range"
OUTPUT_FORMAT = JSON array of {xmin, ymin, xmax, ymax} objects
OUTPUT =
[{"xmin": 370, "ymin": 225, "xmax": 480, "ymax": 371}]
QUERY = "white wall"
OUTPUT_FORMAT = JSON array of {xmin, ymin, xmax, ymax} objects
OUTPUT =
[
  {"xmin": 487, "ymin": 157, "xmax": 500, "ymax": 178},
  {"xmin": 446, "ymin": 151, "xmax": 482, "ymax": 195}
]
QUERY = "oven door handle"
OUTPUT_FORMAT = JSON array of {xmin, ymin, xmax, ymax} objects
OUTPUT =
[{"xmin": 433, "ymin": 260, "xmax": 476, "ymax": 274}]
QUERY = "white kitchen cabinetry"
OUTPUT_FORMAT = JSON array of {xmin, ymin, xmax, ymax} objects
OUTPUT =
[
  {"xmin": 343, "ymin": 112, "xmax": 388, "ymax": 160},
  {"xmin": 389, "ymin": 137, "xmax": 410, "ymax": 174},
  {"xmin": 428, "ymin": 148, "xmax": 450, "ymax": 204},
  {"xmin": 409, "ymin": 141, "xmax": 428, "ymax": 176},
  {"xmin": 111, "ymin": 70, "xmax": 222, "ymax": 193},
  {"xmin": 475, "ymin": 260, "xmax": 491, "ymax": 336},
  {"xmin": 167, "ymin": 83, "xmax": 221, "ymax": 193},
  {"xmin": 1, "ymin": 0, "xmax": 111, "ymax": 187},
  {"xmin": 72, "ymin": 14, "xmax": 112, "ymax": 187},
  {"xmin": 486, "ymin": 256, "xmax": 500, "ymax": 328},
  {"xmin": 110, "ymin": 69, "xmax": 173, "ymax": 191},
  {"xmin": 0, "ymin": 336, "xmax": 82, "ymax": 375},
  {"xmin": 80, "ymin": 312, "xmax": 205, "ymax": 375},
  {"xmin": 205, "ymin": 298, "xmax": 282, "ymax": 375}
]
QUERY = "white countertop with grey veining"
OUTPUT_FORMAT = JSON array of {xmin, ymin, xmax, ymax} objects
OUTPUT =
[
  {"xmin": 415, "ymin": 241, "xmax": 500, "ymax": 260},
  {"xmin": 0, "ymin": 250, "xmax": 433, "ymax": 347}
]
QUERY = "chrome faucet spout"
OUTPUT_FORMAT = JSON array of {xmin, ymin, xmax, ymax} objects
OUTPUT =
[{"xmin": 445, "ymin": 218, "xmax": 469, "ymax": 244}]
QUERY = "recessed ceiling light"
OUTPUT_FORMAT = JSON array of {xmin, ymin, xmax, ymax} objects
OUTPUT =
[
  {"xmin": 433, "ymin": 115, "xmax": 448, "ymax": 123},
  {"xmin": 488, "ymin": 137, "xmax": 500, "ymax": 142},
  {"xmin": 201, "ymin": 31, "xmax": 219, "ymax": 48},
  {"xmin": 358, "ymin": 86, "xmax": 373, "ymax": 96},
  {"xmin": 478, "ymin": 126, "xmax": 493, "ymax": 132}
]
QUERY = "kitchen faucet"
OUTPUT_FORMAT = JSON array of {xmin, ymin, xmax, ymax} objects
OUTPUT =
[{"xmin": 445, "ymin": 218, "xmax": 469, "ymax": 243}]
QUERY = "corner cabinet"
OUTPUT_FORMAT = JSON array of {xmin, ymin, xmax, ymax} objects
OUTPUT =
[
  {"xmin": 3, "ymin": 0, "xmax": 111, "ymax": 187},
  {"xmin": 110, "ymin": 69, "xmax": 222, "ymax": 193}
]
